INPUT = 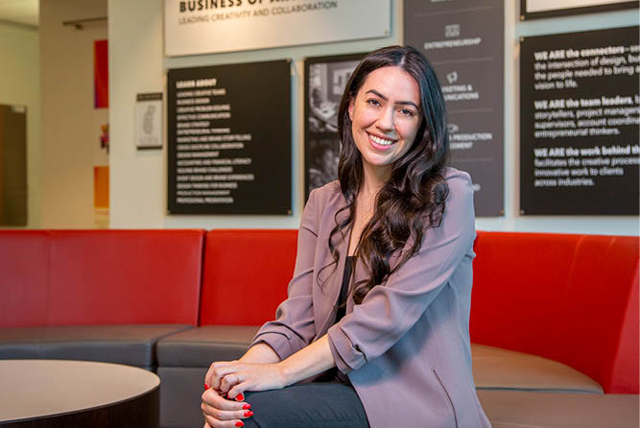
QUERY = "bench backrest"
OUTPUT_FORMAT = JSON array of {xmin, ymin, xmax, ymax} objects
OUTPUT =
[
  {"xmin": 0, "ymin": 230, "xmax": 49, "ymax": 327},
  {"xmin": 199, "ymin": 229, "xmax": 297, "ymax": 326},
  {"xmin": 0, "ymin": 230, "xmax": 205, "ymax": 327}
]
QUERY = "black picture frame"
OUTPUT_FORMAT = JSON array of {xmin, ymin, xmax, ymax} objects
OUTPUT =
[
  {"xmin": 519, "ymin": 27, "xmax": 639, "ymax": 215},
  {"xmin": 167, "ymin": 60, "xmax": 292, "ymax": 215}
]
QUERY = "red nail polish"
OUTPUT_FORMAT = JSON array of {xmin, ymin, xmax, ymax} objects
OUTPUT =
[
  {"xmin": 244, "ymin": 411, "xmax": 253, "ymax": 417},
  {"xmin": 236, "ymin": 393, "xmax": 245, "ymax": 401},
  {"xmin": 204, "ymin": 383, "xmax": 209, "ymax": 390},
  {"xmin": 235, "ymin": 422, "xmax": 244, "ymax": 427},
  {"xmin": 242, "ymin": 403, "xmax": 251, "ymax": 410}
]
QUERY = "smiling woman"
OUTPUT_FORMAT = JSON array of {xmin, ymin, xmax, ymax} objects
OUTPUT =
[
  {"xmin": 201, "ymin": 46, "xmax": 491, "ymax": 428},
  {"xmin": 348, "ymin": 66, "xmax": 422, "ymax": 172}
]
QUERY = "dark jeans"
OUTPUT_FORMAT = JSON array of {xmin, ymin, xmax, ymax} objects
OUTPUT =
[{"xmin": 242, "ymin": 383, "xmax": 369, "ymax": 428}]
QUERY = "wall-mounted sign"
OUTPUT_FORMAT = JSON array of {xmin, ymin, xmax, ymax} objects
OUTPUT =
[
  {"xmin": 521, "ymin": 0, "xmax": 638, "ymax": 20},
  {"xmin": 164, "ymin": 0, "xmax": 390, "ymax": 56},
  {"xmin": 304, "ymin": 53, "xmax": 364, "ymax": 201},
  {"xmin": 520, "ymin": 27, "xmax": 639, "ymax": 215},
  {"xmin": 136, "ymin": 93, "xmax": 163, "ymax": 150},
  {"xmin": 167, "ymin": 60, "xmax": 291, "ymax": 215},
  {"xmin": 404, "ymin": 0, "xmax": 505, "ymax": 217}
]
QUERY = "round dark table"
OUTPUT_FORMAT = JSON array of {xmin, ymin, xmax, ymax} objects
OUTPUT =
[{"xmin": 0, "ymin": 360, "xmax": 159, "ymax": 427}]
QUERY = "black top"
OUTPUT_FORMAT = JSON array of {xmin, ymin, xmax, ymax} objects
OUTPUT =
[
  {"xmin": 335, "ymin": 256, "xmax": 354, "ymax": 323},
  {"xmin": 327, "ymin": 255, "xmax": 354, "ymax": 385}
]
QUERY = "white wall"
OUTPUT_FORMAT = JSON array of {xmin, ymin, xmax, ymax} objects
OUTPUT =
[
  {"xmin": 40, "ymin": 0, "xmax": 108, "ymax": 228},
  {"xmin": 108, "ymin": 0, "xmax": 169, "ymax": 228},
  {"xmin": 0, "ymin": 22, "xmax": 40, "ymax": 227},
  {"xmin": 108, "ymin": 0, "xmax": 639, "ymax": 235}
]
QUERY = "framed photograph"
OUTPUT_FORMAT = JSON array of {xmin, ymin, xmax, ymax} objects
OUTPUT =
[{"xmin": 304, "ymin": 53, "xmax": 364, "ymax": 201}]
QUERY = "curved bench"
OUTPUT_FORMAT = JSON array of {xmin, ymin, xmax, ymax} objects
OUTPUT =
[{"xmin": 0, "ymin": 230, "xmax": 205, "ymax": 370}]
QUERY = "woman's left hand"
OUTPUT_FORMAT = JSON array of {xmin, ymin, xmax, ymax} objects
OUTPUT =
[{"xmin": 206, "ymin": 361, "xmax": 288, "ymax": 399}]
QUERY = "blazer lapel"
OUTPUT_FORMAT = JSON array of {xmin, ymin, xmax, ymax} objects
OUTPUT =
[{"xmin": 314, "ymin": 201, "xmax": 351, "ymax": 339}]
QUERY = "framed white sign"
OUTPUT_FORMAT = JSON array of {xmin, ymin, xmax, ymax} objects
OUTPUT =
[
  {"xmin": 136, "ymin": 93, "xmax": 163, "ymax": 150},
  {"xmin": 521, "ymin": 0, "xmax": 637, "ymax": 19},
  {"xmin": 164, "ymin": 0, "xmax": 390, "ymax": 56}
]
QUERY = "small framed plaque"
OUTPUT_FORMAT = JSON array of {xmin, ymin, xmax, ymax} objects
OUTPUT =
[{"xmin": 136, "ymin": 93, "xmax": 163, "ymax": 150}]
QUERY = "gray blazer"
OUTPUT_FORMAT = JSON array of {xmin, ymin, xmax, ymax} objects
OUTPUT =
[{"xmin": 252, "ymin": 169, "xmax": 491, "ymax": 427}]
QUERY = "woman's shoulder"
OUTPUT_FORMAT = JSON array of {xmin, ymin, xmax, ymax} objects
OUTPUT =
[
  {"xmin": 442, "ymin": 167, "xmax": 475, "ymax": 208},
  {"xmin": 439, "ymin": 167, "xmax": 475, "ymax": 229},
  {"xmin": 302, "ymin": 181, "xmax": 344, "ymax": 230},
  {"xmin": 444, "ymin": 167, "xmax": 473, "ymax": 191},
  {"xmin": 307, "ymin": 180, "xmax": 343, "ymax": 209}
]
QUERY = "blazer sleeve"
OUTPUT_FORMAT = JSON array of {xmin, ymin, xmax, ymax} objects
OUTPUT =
[
  {"xmin": 249, "ymin": 187, "xmax": 321, "ymax": 360},
  {"xmin": 327, "ymin": 171, "xmax": 476, "ymax": 373}
]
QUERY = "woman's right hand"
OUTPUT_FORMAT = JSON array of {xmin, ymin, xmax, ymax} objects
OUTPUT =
[{"xmin": 201, "ymin": 386, "xmax": 253, "ymax": 428}]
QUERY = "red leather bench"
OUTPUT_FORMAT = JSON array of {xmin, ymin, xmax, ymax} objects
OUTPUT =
[
  {"xmin": 0, "ymin": 230, "xmax": 205, "ymax": 369},
  {"xmin": 2, "ymin": 229, "xmax": 637, "ymax": 427}
]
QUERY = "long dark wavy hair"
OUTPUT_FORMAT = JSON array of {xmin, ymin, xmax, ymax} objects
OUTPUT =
[{"xmin": 328, "ymin": 45, "xmax": 450, "ymax": 305}]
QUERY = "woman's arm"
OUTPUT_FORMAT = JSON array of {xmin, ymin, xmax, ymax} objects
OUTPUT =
[
  {"xmin": 204, "ymin": 342, "xmax": 279, "ymax": 391},
  {"xmin": 205, "ymin": 335, "xmax": 334, "ymax": 400},
  {"xmin": 202, "ymin": 337, "xmax": 334, "ymax": 427},
  {"xmin": 239, "ymin": 343, "xmax": 281, "ymax": 364},
  {"xmin": 201, "ymin": 344, "xmax": 281, "ymax": 427},
  {"xmin": 279, "ymin": 335, "xmax": 334, "ymax": 384}
]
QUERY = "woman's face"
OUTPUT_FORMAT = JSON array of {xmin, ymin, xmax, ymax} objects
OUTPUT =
[{"xmin": 348, "ymin": 66, "xmax": 422, "ymax": 176}]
